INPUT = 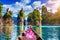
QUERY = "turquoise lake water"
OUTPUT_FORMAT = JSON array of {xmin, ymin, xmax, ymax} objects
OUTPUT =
[
  {"xmin": 0, "ymin": 26, "xmax": 60, "ymax": 40},
  {"xmin": 42, "ymin": 26, "xmax": 60, "ymax": 40}
]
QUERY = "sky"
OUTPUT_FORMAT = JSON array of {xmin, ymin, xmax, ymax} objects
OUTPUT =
[{"xmin": 0, "ymin": 0, "xmax": 60, "ymax": 17}]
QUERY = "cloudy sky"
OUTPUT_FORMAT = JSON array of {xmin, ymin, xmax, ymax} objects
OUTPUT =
[{"xmin": 0, "ymin": 0, "xmax": 60, "ymax": 17}]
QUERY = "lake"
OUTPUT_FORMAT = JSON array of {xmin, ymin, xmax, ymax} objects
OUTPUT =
[
  {"xmin": 42, "ymin": 26, "xmax": 60, "ymax": 40},
  {"xmin": 0, "ymin": 26, "xmax": 60, "ymax": 40}
]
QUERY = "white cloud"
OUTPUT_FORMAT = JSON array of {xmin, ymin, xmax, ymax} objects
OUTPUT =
[
  {"xmin": 32, "ymin": 1, "xmax": 41, "ymax": 9},
  {"xmin": 31, "ymin": 0, "xmax": 60, "ymax": 13},
  {"xmin": 13, "ymin": 13, "xmax": 17, "ymax": 17},
  {"xmin": 24, "ymin": 5, "xmax": 33, "ymax": 15},
  {"xmin": 38, "ymin": 0, "xmax": 60, "ymax": 13},
  {"xmin": 2, "ymin": 1, "xmax": 32, "ymax": 17},
  {"xmin": 2, "ymin": 0, "xmax": 60, "ymax": 17},
  {"xmin": 32, "ymin": 1, "xmax": 42, "ymax": 13},
  {"xmin": 3, "ymin": 3, "xmax": 22, "ymax": 17},
  {"xmin": 45, "ymin": 0, "xmax": 60, "ymax": 13},
  {"xmin": 21, "ymin": 0, "xmax": 31, "ymax": 4},
  {"xmin": 24, "ymin": 5, "xmax": 33, "ymax": 11}
]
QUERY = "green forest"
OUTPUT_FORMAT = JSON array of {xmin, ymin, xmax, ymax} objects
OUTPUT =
[
  {"xmin": 0, "ymin": 3, "xmax": 41, "ymax": 27},
  {"xmin": 0, "ymin": 3, "xmax": 60, "ymax": 26},
  {"xmin": 42, "ymin": 6, "xmax": 60, "ymax": 25}
]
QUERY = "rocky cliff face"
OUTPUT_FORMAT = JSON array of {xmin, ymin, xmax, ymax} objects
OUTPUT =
[
  {"xmin": 2, "ymin": 16, "xmax": 14, "ymax": 40},
  {"xmin": 0, "ymin": 17, "xmax": 14, "ymax": 40},
  {"xmin": 3, "ymin": 18, "xmax": 14, "ymax": 26},
  {"xmin": 17, "ymin": 17, "xmax": 24, "ymax": 35},
  {"xmin": 0, "ymin": 18, "xmax": 3, "ymax": 26},
  {"xmin": 0, "ymin": 18, "xmax": 3, "ymax": 34}
]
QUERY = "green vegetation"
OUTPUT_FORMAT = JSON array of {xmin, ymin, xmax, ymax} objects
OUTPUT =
[
  {"xmin": 0, "ymin": 3, "xmax": 42, "ymax": 40},
  {"xmin": 42, "ymin": 5, "xmax": 60, "ymax": 25},
  {"xmin": 28, "ymin": 9, "xmax": 41, "ymax": 26},
  {"xmin": 1, "ymin": 3, "xmax": 60, "ymax": 26},
  {"xmin": 3, "ymin": 8, "xmax": 12, "ymax": 19},
  {"xmin": 17, "ymin": 8, "xmax": 25, "ymax": 26},
  {"xmin": 17, "ymin": 8, "xmax": 25, "ymax": 35},
  {"xmin": 17, "ymin": 8, "xmax": 25, "ymax": 20},
  {"xmin": 27, "ymin": 9, "xmax": 42, "ymax": 37},
  {"xmin": 0, "ymin": 3, "xmax": 3, "ymax": 18},
  {"xmin": 42, "ymin": 6, "xmax": 53, "ymax": 25}
]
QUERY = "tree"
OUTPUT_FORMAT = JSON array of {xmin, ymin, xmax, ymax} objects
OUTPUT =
[
  {"xmin": 17, "ymin": 8, "xmax": 25, "ymax": 25},
  {"xmin": 49, "ymin": 6, "xmax": 60, "ymax": 25},
  {"xmin": 0, "ymin": 3, "xmax": 3, "ymax": 18},
  {"xmin": 3, "ymin": 8, "xmax": 13, "ymax": 40},
  {"xmin": 28, "ymin": 9, "xmax": 42, "ymax": 37},
  {"xmin": 42, "ymin": 5, "xmax": 53, "ymax": 25},
  {"xmin": 42, "ymin": 6, "xmax": 48, "ymax": 25},
  {"xmin": 28, "ymin": 13, "xmax": 33, "ymax": 25},
  {"xmin": 0, "ymin": 3, "xmax": 3, "ymax": 26},
  {"xmin": 3, "ymin": 8, "xmax": 12, "ymax": 19},
  {"xmin": 42, "ymin": 6, "xmax": 47, "ymax": 14},
  {"xmin": 17, "ymin": 8, "xmax": 25, "ymax": 35},
  {"xmin": 28, "ymin": 9, "xmax": 41, "ymax": 26},
  {"xmin": 32, "ymin": 9, "xmax": 41, "ymax": 25},
  {"xmin": 17, "ymin": 8, "xmax": 25, "ymax": 20}
]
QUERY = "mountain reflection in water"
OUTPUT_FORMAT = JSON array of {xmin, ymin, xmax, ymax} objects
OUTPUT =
[{"xmin": 0, "ymin": 26, "xmax": 60, "ymax": 40}]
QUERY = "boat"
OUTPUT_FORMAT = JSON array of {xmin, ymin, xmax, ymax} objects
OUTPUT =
[{"xmin": 16, "ymin": 27, "xmax": 42, "ymax": 40}]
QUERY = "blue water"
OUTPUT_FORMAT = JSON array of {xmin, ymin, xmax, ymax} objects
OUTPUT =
[
  {"xmin": 42, "ymin": 26, "xmax": 60, "ymax": 40},
  {"xmin": 0, "ymin": 25, "xmax": 18, "ymax": 40},
  {"xmin": 0, "ymin": 26, "xmax": 60, "ymax": 40}
]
